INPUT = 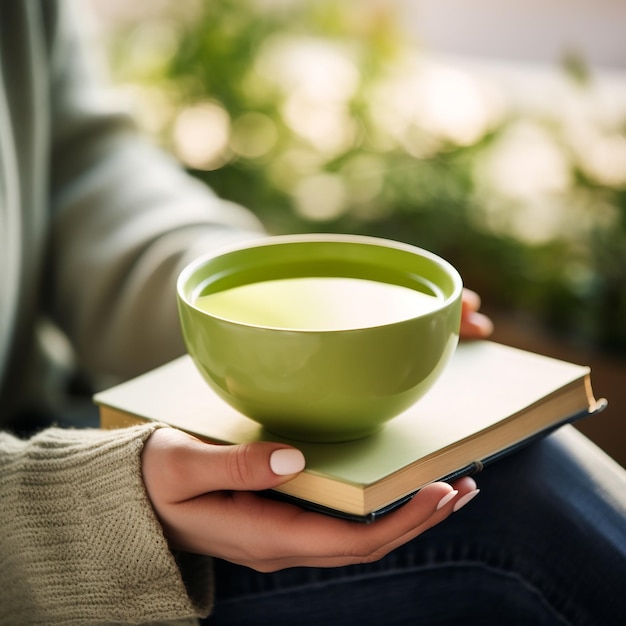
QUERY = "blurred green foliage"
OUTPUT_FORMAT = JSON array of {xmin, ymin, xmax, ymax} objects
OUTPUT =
[{"xmin": 105, "ymin": 0, "xmax": 626, "ymax": 354}]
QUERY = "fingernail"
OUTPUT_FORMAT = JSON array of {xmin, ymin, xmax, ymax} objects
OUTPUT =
[
  {"xmin": 453, "ymin": 489, "xmax": 480, "ymax": 512},
  {"xmin": 436, "ymin": 489, "xmax": 459, "ymax": 510},
  {"xmin": 463, "ymin": 289, "xmax": 481, "ymax": 310},
  {"xmin": 270, "ymin": 448, "xmax": 306, "ymax": 476},
  {"xmin": 472, "ymin": 313, "xmax": 494, "ymax": 337}
]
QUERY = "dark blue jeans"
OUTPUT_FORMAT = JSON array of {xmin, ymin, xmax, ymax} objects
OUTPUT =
[{"xmin": 205, "ymin": 426, "xmax": 626, "ymax": 625}]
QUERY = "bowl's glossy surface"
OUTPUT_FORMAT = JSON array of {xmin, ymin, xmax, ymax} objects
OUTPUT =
[{"xmin": 177, "ymin": 234, "xmax": 463, "ymax": 442}]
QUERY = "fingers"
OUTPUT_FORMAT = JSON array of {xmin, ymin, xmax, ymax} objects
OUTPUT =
[
  {"xmin": 461, "ymin": 312, "xmax": 493, "ymax": 339},
  {"xmin": 461, "ymin": 288, "xmax": 493, "ymax": 339},
  {"xmin": 142, "ymin": 428, "xmax": 305, "ymax": 503},
  {"xmin": 322, "ymin": 477, "xmax": 479, "ymax": 569},
  {"xmin": 462, "ymin": 288, "xmax": 482, "ymax": 313},
  {"xmin": 319, "ymin": 477, "xmax": 479, "ymax": 567},
  {"xmin": 221, "ymin": 478, "xmax": 480, "ymax": 571}
]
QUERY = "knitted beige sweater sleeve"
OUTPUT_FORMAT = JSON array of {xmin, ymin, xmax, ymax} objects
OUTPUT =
[{"xmin": 0, "ymin": 424, "xmax": 213, "ymax": 625}]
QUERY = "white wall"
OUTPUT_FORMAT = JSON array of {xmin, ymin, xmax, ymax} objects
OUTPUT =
[{"xmin": 398, "ymin": 0, "xmax": 626, "ymax": 71}]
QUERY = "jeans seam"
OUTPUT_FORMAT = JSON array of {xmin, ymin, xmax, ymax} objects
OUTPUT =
[{"xmin": 215, "ymin": 560, "xmax": 575, "ymax": 625}]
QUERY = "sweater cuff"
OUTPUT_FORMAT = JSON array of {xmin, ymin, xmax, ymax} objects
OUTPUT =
[{"xmin": 0, "ymin": 424, "xmax": 213, "ymax": 625}]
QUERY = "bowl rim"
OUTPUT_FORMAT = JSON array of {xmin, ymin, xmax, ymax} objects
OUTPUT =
[{"xmin": 177, "ymin": 233, "xmax": 463, "ymax": 333}]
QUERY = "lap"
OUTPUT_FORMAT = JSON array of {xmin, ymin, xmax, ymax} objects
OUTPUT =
[{"xmin": 206, "ymin": 427, "xmax": 626, "ymax": 626}]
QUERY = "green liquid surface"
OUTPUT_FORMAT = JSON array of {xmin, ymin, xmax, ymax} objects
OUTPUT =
[{"xmin": 194, "ymin": 277, "xmax": 441, "ymax": 331}]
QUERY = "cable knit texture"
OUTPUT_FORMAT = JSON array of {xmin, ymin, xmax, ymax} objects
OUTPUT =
[{"xmin": 0, "ymin": 424, "xmax": 213, "ymax": 625}]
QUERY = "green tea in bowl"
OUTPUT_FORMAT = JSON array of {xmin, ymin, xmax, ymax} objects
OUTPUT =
[
  {"xmin": 194, "ymin": 276, "xmax": 443, "ymax": 331},
  {"xmin": 177, "ymin": 234, "xmax": 462, "ymax": 442}
]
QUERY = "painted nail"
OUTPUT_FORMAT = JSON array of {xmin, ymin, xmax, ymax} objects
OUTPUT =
[
  {"xmin": 436, "ymin": 489, "xmax": 459, "ymax": 510},
  {"xmin": 270, "ymin": 448, "xmax": 306, "ymax": 476},
  {"xmin": 453, "ymin": 489, "xmax": 480, "ymax": 512}
]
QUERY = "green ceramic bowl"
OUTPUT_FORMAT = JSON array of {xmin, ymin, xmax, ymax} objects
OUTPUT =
[{"xmin": 177, "ymin": 234, "xmax": 463, "ymax": 442}]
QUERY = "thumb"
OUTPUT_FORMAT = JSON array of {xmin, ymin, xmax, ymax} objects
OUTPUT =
[
  {"xmin": 209, "ymin": 441, "xmax": 306, "ymax": 492},
  {"xmin": 143, "ymin": 428, "xmax": 306, "ymax": 502}
]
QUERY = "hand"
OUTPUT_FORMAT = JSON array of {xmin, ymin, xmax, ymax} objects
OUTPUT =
[
  {"xmin": 142, "ymin": 428, "xmax": 479, "ymax": 572},
  {"xmin": 460, "ymin": 288, "xmax": 493, "ymax": 339}
]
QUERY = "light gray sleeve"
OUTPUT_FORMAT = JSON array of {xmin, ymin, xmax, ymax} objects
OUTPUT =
[{"xmin": 47, "ymin": 1, "xmax": 265, "ymax": 380}]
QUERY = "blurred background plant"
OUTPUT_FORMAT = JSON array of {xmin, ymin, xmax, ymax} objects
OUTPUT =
[{"xmin": 91, "ymin": 0, "xmax": 626, "ymax": 356}]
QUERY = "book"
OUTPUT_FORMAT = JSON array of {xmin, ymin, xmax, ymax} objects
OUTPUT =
[{"xmin": 95, "ymin": 340, "xmax": 605, "ymax": 522}]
